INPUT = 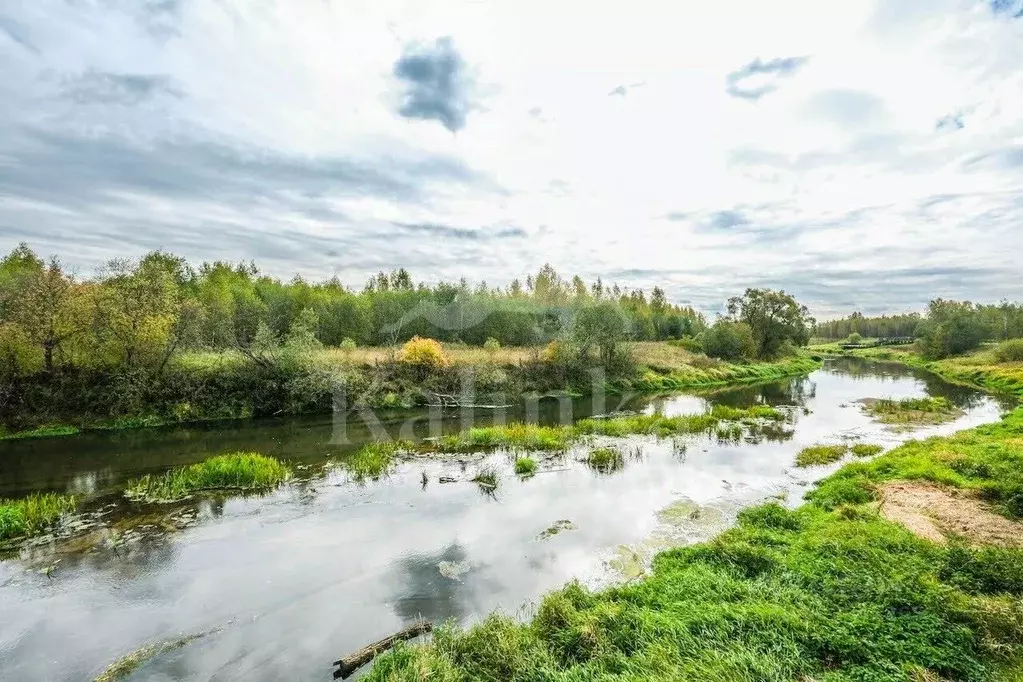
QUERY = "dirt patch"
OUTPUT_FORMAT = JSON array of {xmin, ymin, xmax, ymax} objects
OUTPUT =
[{"xmin": 880, "ymin": 481, "xmax": 1023, "ymax": 547}]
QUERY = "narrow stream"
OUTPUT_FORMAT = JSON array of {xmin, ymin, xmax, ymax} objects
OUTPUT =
[{"xmin": 0, "ymin": 358, "xmax": 1013, "ymax": 681}]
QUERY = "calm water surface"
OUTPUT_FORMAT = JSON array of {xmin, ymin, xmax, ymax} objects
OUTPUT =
[{"xmin": 0, "ymin": 358, "xmax": 1013, "ymax": 681}]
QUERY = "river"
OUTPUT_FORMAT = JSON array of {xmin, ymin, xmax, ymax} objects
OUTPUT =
[{"xmin": 0, "ymin": 357, "xmax": 1013, "ymax": 681}]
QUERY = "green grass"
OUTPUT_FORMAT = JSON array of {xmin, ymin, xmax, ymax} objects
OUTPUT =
[
  {"xmin": 585, "ymin": 446, "xmax": 625, "ymax": 473},
  {"xmin": 0, "ymin": 492, "xmax": 77, "ymax": 541},
  {"xmin": 430, "ymin": 405, "xmax": 784, "ymax": 456},
  {"xmin": 471, "ymin": 465, "xmax": 499, "ymax": 489},
  {"xmin": 514, "ymin": 456, "xmax": 537, "ymax": 476},
  {"xmin": 436, "ymin": 424, "xmax": 573, "ymax": 453},
  {"xmin": 362, "ymin": 407, "xmax": 1023, "ymax": 682},
  {"xmin": 863, "ymin": 396, "xmax": 961, "ymax": 426},
  {"xmin": 0, "ymin": 424, "xmax": 81, "ymax": 440},
  {"xmin": 124, "ymin": 453, "xmax": 292, "ymax": 502},
  {"xmin": 795, "ymin": 443, "xmax": 850, "ymax": 467},
  {"xmin": 629, "ymin": 355, "xmax": 821, "ymax": 392},
  {"xmin": 337, "ymin": 441, "xmax": 412, "ymax": 481},
  {"xmin": 850, "ymin": 443, "xmax": 884, "ymax": 457}
]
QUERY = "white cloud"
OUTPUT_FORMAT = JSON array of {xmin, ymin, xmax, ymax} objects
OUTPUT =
[{"xmin": 1, "ymin": 0, "xmax": 1022, "ymax": 316}]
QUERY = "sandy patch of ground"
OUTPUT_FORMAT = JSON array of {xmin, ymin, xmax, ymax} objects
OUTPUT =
[{"xmin": 879, "ymin": 481, "xmax": 1023, "ymax": 547}]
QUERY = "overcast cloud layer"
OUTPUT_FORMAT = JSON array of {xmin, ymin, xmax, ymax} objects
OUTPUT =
[{"xmin": 1, "ymin": 0, "xmax": 1022, "ymax": 317}]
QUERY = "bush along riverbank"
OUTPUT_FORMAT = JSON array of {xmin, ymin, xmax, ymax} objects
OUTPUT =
[
  {"xmin": 361, "ymin": 407, "xmax": 1023, "ymax": 682},
  {"xmin": 0, "ymin": 342, "xmax": 820, "ymax": 441}
]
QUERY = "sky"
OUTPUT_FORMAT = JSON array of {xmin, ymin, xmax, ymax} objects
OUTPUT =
[{"xmin": 1, "ymin": 0, "xmax": 1022, "ymax": 317}]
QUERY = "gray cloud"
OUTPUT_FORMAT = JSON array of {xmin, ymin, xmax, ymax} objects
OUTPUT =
[
  {"xmin": 990, "ymin": 0, "xmax": 1023, "ymax": 18},
  {"xmin": 608, "ymin": 81, "xmax": 646, "ymax": 97},
  {"xmin": 708, "ymin": 210, "xmax": 749, "ymax": 229},
  {"xmin": 962, "ymin": 147, "xmax": 1023, "ymax": 172},
  {"xmin": 802, "ymin": 89, "xmax": 888, "ymax": 129},
  {"xmin": 0, "ymin": 127, "xmax": 495, "ymax": 211},
  {"xmin": 936, "ymin": 112, "xmax": 965, "ymax": 130},
  {"xmin": 393, "ymin": 37, "xmax": 474, "ymax": 132},
  {"xmin": 725, "ymin": 56, "xmax": 809, "ymax": 100},
  {"xmin": 391, "ymin": 221, "xmax": 527, "ymax": 241},
  {"xmin": 61, "ymin": 70, "xmax": 181, "ymax": 105}
]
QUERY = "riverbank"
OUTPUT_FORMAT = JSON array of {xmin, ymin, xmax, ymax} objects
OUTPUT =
[
  {"xmin": 810, "ymin": 342, "xmax": 1023, "ymax": 398},
  {"xmin": 0, "ymin": 343, "xmax": 820, "ymax": 441},
  {"xmin": 362, "ymin": 403, "xmax": 1023, "ymax": 681}
]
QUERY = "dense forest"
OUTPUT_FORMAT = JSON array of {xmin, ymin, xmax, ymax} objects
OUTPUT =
[{"xmin": 0, "ymin": 243, "xmax": 704, "ymax": 380}]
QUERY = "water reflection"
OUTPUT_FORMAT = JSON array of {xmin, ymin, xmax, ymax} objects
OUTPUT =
[{"xmin": 0, "ymin": 358, "xmax": 1013, "ymax": 682}]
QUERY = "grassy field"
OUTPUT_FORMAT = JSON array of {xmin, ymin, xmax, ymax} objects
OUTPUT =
[{"xmin": 362, "ymin": 404, "xmax": 1023, "ymax": 682}]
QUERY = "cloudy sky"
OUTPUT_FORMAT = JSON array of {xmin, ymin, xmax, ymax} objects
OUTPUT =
[{"xmin": 1, "ymin": 0, "xmax": 1022, "ymax": 316}]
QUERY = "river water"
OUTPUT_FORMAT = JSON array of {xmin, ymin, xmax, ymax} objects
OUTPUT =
[{"xmin": 0, "ymin": 358, "xmax": 1013, "ymax": 681}]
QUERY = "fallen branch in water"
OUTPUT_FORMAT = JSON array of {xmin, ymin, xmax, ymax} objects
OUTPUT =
[{"xmin": 333, "ymin": 620, "xmax": 433, "ymax": 679}]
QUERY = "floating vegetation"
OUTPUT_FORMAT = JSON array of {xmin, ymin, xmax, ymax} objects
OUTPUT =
[
  {"xmin": 586, "ymin": 446, "xmax": 625, "ymax": 473},
  {"xmin": 436, "ymin": 424, "xmax": 571, "ymax": 453},
  {"xmin": 92, "ymin": 628, "xmax": 221, "ymax": 682},
  {"xmin": 860, "ymin": 396, "xmax": 962, "ymax": 428},
  {"xmin": 709, "ymin": 404, "xmax": 786, "ymax": 422},
  {"xmin": 124, "ymin": 453, "xmax": 292, "ymax": 502},
  {"xmin": 538, "ymin": 519, "xmax": 577, "ymax": 540},
  {"xmin": 795, "ymin": 444, "xmax": 850, "ymax": 467},
  {"xmin": 0, "ymin": 492, "xmax": 77, "ymax": 541},
  {"xmin": 471, "ymin": 465, "xmax": 499, "ymax": 490},
  {"xmin": 337, "ymin": 441, "xmax": 413, "ymax": 481},
  {"xmin": 513, "ymin": 456, "xmax": 537, "ymax": 476},
  {"xmin": 851, "ymin": 443, "xmax": 884, "ymax": 458},
  {"xmin": 437, "ymin": 560, "xmax": 472, "ymax": 581},
  {"xmin": 714, "ymin": 423, "xmax": 744, "ymax": 443}
]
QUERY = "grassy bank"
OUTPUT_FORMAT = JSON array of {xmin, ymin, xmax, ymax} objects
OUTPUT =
[
  {"xmin": 124, "ymin": 453, "xmax": 292, "ymax": 502},
  {"xmin": 0, "ymin": 492, "xmax": 77, "ymax": 541},
  {"xmin": 0, "ymin": 343, "xmax": 820, "ymax": 441},
  {"xmin": 362, "ymin": 406, "xmax": 1023, "ymax": 682}
]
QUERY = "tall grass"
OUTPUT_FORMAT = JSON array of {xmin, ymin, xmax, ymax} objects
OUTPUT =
[
  {"xmin": 0, "ymin": 492, "xmax": 76, "ymax": 540},
  {"xmin": 125, "ymin": 453, "xmax": 291, "ymax": 502},
  {"xmin": 337, "ymin": 441, "xmax": 412, "ymax": 481},
  {"xmin": 514, "ymin": 456, "xmax": 537, "ymax": 476}
]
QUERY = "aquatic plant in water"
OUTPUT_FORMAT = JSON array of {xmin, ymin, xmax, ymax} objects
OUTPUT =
[
  {"xmin": 124, "ymin": 453, "xmax": 291, "ymax": 502},
  {"xmin": 471, "ymin": 465, "xmax": 499, "ymax": 489},
  {"xmin": 795, "ymin": 443, "xmax": 850, "ymax": 467},
  {"xmin": 338, "ymin": 441, "xmax": 413, "ymax": 481},
  {"xmin": 514, "ymin": 456, "xmax": 537, "ymax": 476},
  {"xmin": 586, "ymin": 446, "xmax": 625, "ymax": 473},
  {"xmin": 0, "ymin": 492, "xmax": 76, "ymax": 541},
  {"xmin": 850, "ymin": 443, "xmax": 884, "ymax": 457}
]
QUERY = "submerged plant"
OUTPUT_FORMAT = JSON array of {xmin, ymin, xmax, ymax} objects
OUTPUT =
[
  {"xmin": 514, "ymin": 456, "xmax": 537, "ymax": 476},
  {"xmin": 471, "ymin": 465, "xmax": 499, "ymax": 490},
  {"xmin": 0, "ymin": 492, "xmax": 76, "ymax": 541},
  {"xmin": 586, "ymin": 446, "xmax": 625, "ymax": 473},
  {"xmin": 795, "ymin": 443, "xmax": 850, "ymax": 467},
  {"xmin": 339, "ymin": 441, "xmax": 412, "ymax": 482},
  {"xmin": 125, "ymin": 453, "xmax": 291, "ymax": 502}
]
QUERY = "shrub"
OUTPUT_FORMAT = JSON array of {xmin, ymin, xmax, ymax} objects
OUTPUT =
[
  {"xmin": 397, "ymin": 336, "xmax": 449, "ymax": 371},
  {"xmin": 671, "ymin": 336, "xmax": 703, "ymax": 353},
  {"xmin": 699, "ymin": 321, "xmax": 756, "ymax": 361},
  {"xmin": 483, "ymin": 337, "xmax": 501, "ymax": 355},
  {"xmin": 993, "ymin": 339, "xmax": 1023, "ymax": 363},
  {"xmin": 340, "ymin": 337, "xmax": 357, "ymax": 353},
  {"xmin": 845, "ymin": 332, "xmax": 863, "ymax": 344}
]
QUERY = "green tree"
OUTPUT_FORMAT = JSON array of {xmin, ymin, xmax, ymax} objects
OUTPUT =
[
  {"xmin": 727, "ymin": 289, "xmax": 812, "ymax": 358},
  {"xmin": 572, "ymin": 302, "xmax": 630, "ymax": 366}
]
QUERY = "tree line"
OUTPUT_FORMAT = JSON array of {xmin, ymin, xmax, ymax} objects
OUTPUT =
[
  {"xmin": 815, "ymin": 300, "xmax": 1023, "ymax": 359},
  {"xmin": 0, "ymin": 243, "xmax": 706, "ymax": 379}
]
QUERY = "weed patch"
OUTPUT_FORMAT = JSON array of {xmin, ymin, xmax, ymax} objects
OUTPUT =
[{"xmin": 125, "ymin": 453, "xmax": 291, "ymax": 502}]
